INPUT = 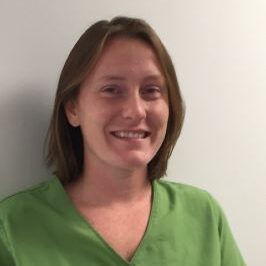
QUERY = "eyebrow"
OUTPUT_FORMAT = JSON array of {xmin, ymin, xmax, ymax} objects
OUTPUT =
[
  {"xmin": 99, "ymin": 74, "xmax": 165, "ymax": 83},
  {"xmin": 143, "ymin": 74, "xmax": 165, "ymax": 83},
  {"xmin": 99, "ymin": 75, "xmax": 126, "ymax": 82}
]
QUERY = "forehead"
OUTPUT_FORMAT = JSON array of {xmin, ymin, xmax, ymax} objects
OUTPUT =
[
  {"xmin": 102, "ymin": 37, "xmax": 154, "ymax": 58},
  {"xmin": 88, "ymin": 37, "xmax": 165, "ymax": 79}
]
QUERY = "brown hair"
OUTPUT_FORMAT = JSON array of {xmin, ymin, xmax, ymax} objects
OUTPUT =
[{"xmin": 45, "ymin": 16, "xmax": 185, "ymax": 183}]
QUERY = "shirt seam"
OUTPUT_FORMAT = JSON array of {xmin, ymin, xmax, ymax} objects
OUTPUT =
[
  {"xmin": 129, "ymin": 179, "xmax": 158, "ymax": 264},
  {"xmin": 0, "ymin": 178, "xmax": 52, "ymax": 206},
  {"xmin": 0, "ymin": 219, "xmax": 16, "ymax": 263}
]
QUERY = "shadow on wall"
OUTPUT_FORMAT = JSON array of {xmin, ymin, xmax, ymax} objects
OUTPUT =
[{"xmin": 0, "ymin": 83, "xmax": 52, "ymax": 198}]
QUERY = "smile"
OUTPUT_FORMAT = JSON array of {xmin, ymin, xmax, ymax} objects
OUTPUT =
[{"xmin": 110, "ymin": 130, "xmax": 150, "ymax": 139}]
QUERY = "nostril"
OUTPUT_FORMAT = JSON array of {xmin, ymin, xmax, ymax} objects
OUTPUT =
[{"xmin": 121, "ymin": 101, "xmax": 146, "ymax": 120}]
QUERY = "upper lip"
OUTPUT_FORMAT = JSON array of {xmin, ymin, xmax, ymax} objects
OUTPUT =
[{"xmin": 110, "ymin": 129, "xmax": 150, "ymax": 133}]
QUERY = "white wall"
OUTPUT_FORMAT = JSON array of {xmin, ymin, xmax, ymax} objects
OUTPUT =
[{"xmin": 1, "ymin": 0, "xmax": 265, "ymax": 265}]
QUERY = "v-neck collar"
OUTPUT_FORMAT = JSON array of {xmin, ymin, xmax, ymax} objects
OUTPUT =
[{"xmin": 50, "ymin": 175, "xmax": 159, "ymax": 265}]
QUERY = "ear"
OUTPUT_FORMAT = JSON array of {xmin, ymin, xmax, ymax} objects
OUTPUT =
[{"xmin": 64, "ymin": 100, "xmax": 80, "ymax": 127}]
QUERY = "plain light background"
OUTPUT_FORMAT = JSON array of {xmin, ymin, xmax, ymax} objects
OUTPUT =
[{"xmin": 1, "ymin": 0, "xmax": 265, "ymax": 265}]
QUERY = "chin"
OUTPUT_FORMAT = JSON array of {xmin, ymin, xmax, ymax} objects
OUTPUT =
[{"xmin": 114, "ymin": 153, "xmax": 152, "ymax": 171}]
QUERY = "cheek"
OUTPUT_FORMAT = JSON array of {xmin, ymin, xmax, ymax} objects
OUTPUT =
[
  {"xmin": 153, "ymin": 103, "xmax": 169, "ymax": 129},
  {"xmin": 79, "ymin": 106, "xmax": 119, "ymax": 138},
  {"xmin": 163, "ymin": 105, "xmax": 169, "ymax": 125},
  {"xmin": 148, "ymin": 105, "xmax": 169, "ymax": 147}
]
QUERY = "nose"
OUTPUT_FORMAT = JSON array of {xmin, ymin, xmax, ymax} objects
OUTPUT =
[{"xmin": 121, "ymin": 93, "xmax": 146, "ymax": 121}]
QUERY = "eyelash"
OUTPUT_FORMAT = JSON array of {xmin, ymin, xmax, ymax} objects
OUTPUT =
[
  {"xmin": 101, "ymin": 86, "xmax": 121, "ymax": 95},
  {"xmin": 142, "ymin": 86, "xmax": 161, "ymax": 94},
  {"xmin": 100, "ymin": 85, "xmax": 164, "ymax": 99}
]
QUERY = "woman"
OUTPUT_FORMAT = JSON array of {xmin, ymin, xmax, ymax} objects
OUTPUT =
[{"xmin": 0, "ymin": 16, "xmax": 245, "ymax": 265}]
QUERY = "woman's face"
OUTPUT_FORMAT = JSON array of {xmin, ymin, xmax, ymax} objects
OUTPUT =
[{"xmin": 66, "ymin": 37, "xmax": 169, "ymax": 173}]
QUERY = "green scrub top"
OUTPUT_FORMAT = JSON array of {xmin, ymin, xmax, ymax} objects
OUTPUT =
[{"xmin": 0, "ymin": 176, "xmax": 245, "ymax": 266}]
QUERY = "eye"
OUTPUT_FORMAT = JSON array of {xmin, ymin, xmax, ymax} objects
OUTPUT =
[
  {"xmin": 101, "ymin": 85, "xmax": 122, "ymax": 97},
  {"xmin": 141, "ymin": 85, "xmax": 163, "ymax": 99}
]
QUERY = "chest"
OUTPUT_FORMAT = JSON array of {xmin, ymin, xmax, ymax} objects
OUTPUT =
[{"xmin": 78, "ymin": 202, "xmax": 151, "ymax": 261}]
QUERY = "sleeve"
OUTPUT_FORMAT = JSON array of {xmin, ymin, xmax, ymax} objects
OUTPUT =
[
  {"xmin": 209, "ymin": 194, "xmax": 246, "ymax": 266},
  {"xmin": 0, "ymin": 220, "xmax": 16, "ymax": 266}
]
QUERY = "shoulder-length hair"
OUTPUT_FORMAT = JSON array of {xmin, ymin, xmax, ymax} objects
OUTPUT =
[{"xmin": 45, "ymin": 16, "xmax": 185, "ymax": 183}]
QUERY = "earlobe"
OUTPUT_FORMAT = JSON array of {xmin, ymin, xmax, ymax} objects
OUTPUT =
[{"xmin": 64, "ymin": 100, "xmax": 80, "ymax": 127}]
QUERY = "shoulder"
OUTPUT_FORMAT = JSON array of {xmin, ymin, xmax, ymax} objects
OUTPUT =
[
  {"xmin": 154, "ymin": 179, "xmax": 246, "ymax": 265},
  {"xmin": 154, "ymin": 178, "xmax": 214, "ymax": 203},
  {"xmin": 0, "ymin": 176, "xmax": 58, "ymax": 220},
  {"xmin": 154, "ymin": 178, "xmax": 223, "ymax": 220}
]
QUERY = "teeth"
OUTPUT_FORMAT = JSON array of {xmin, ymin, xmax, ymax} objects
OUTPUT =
[{"xmin": 112, "ymin": 131, "xmax": 146, "ymax": 139}]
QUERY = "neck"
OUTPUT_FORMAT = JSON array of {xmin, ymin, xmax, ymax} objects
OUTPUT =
[{"xmin": 65, "ymin": 159, "xmax": 151, "ymax": 206}]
